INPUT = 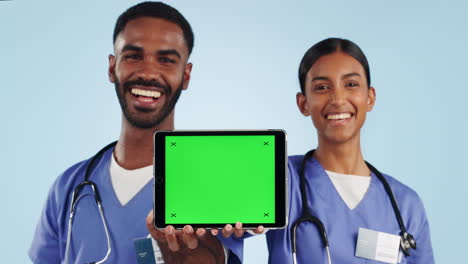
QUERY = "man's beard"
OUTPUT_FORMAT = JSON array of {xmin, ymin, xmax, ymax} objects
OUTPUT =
[{"xmin": 114, "ymin": 77, "xmax": 183, "ymax": 129}]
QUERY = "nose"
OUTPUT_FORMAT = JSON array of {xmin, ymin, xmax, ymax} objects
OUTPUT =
[
  {"xmin": 329, "ymin": 88, "xmax": 346, "ymax": 106},
  {"xmin": 135, "ymin": 57, "xmax": 161, "ymax": 81}
]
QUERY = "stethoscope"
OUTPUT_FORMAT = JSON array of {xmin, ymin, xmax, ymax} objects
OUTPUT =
[
  {"xmin": 291, "ymin": 149, "xmax": 417, "ymax": 264},
  {"xmin": 65, "ymin": 141, "xmax": 118, "ymax": 264}
]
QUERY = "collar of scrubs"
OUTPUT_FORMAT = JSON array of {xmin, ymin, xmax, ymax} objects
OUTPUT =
[
  {"xmin": 304, "ymin": 157, "xmax": 377, "ymax": 211},
  {"xmin": 325, "ymin": 170, "xmax": 371, "ymax": 210},
  {"xmin": 109, "ymin": 153, "xmax": 153, "ymax": 206}
]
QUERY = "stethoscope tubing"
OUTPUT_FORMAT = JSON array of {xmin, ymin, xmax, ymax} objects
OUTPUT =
[
  {"xmin": 65, "ymin": 141, "xmax": 117, "ymax": 264},
  {"xmin": 291, "ymin": 149, "xmax": 415, "ymax": 264}
]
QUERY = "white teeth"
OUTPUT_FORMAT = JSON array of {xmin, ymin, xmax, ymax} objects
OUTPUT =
[
  {"xmin": 131, "ymin": 88, "xmax": 161, "ymax": 99},
  {"xmin": 327, "ymin": 113, "xmax": 351, "ymax": 120}
]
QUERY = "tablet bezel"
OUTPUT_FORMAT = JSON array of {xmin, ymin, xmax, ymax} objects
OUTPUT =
[{"xmin": 153, "ymin": 130, "xmax": 287, "ymax": 229}]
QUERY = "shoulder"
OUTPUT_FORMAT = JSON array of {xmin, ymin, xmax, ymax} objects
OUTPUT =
[
  {"xmin": 288, "ymin": 155, "xmax": 304, "ymax": 171},
  {"xmin": 42, "ymin": 158, "xmax": 92, "ymax": 214},
  {"xmin": 47, "ymin": 147, "xmax": 114, "ymax": 209},
  {"xmin": 51, "ymin": 159, "xmax": 91, "ymax": 195},
  {"xmin": 379, "ymin": 172, "xmax": 429, "ymax": 233},
  {"xmin": 287, "ymin": 155, "xmax": 308, "ymax": 189},
  {"xmin": 380, "ymin": 173, "xmax": 423, "ymax": 206}
]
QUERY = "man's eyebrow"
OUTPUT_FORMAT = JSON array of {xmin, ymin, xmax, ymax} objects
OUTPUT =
[
  {"xmin": 342, "ymin": 72, "xmax": 361, "ymax": 79},
  {"xmin": 121, "ymin": 44, "xmax": 143, "ymax": 53},
  {"xmin": 311, "ymin": 76, "xmax": 330, "ymax": 82},
  {"xmin": 157, "ymin": 49, "xmax": 181, "ymax": 59}
]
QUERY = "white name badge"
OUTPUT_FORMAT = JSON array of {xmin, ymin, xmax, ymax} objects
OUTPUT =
[{"xmin": 355, "ymin": 227, "xmax": 401, "ymax": 264}]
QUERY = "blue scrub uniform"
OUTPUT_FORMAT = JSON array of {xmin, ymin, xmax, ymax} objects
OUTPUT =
[
  {"xmin": 265, "ymin": 155, "xmax": 434, "ymax": 264},
  {"xmin": 29, "ymin": 147, "xmax": 240, "ymax": 264},
  {"xmin": 29, "ymin": 148, "xmax": 154, "ymax": 263}
]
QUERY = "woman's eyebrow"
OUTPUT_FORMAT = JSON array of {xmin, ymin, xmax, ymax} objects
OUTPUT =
[
  {"xmin": 311, "ymin": 73, "xmax": 361, "ymax": 82},
  {"xmin": 342, "ymin": 72, "xmax": 361, "ymax": 79}
]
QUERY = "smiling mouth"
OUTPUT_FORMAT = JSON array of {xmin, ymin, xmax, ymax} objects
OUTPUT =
[
  {"xmin": 131, "ymin": 88, "xmax": 162, "ymax": 99},
  {"xmin": 326, "ymin": 113, "xmax": 352, "ymax": 120}
]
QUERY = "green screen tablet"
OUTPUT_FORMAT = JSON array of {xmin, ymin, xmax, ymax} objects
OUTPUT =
[{"xmin": 153, "ymin": 130, "xmax": 287, "ymax": 229}]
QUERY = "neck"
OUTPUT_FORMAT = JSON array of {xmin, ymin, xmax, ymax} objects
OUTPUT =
[
  {"xmin": 314, "ymin": 135, "xmax": 370, "ymax": 176},
  {"xmin": 114, "ymin": 112, "xmax": 175, "ymax": 170}
]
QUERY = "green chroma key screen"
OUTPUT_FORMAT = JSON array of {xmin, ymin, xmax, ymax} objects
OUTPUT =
[{"xmin": 165, "ymin": 135, "xmax": 275, "ymax": 224}]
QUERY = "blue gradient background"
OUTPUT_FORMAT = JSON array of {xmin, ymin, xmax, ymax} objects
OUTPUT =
[{"xmin": 2, "ymin": 0, "xmax": 467, "ymax": 263}]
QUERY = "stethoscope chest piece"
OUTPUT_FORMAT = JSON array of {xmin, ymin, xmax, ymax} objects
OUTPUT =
[
  {"xmin": 292, "ymin": 149, "xmax": 417, "ymax": 263},
  {"xmin": 400, "ymin": 232, "xmax": 416, "ymax": 256}
]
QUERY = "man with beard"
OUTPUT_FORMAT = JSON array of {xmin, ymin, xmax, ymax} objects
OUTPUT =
[{"xmin": 29, "ymin": 2, "xmax": 236, "ymax": 264}]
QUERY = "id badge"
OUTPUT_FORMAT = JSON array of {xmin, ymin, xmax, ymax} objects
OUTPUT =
[
  {"xmin": 355, "ymin": 227, "xmax": 402, "ymax": 264},
  {"xmin": 134, "ymin": 236, "xmax": 165, "ymax": 264}
]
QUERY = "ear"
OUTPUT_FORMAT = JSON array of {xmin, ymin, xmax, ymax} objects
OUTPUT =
[
  {"xmin": 367, "ymin": 86, "xmax": 376, "ymax": 112},
  {"xmin": 182, "ymin": 62, "xmax": 193, "ymax": 90},
  {"xmin": 108, "ymin": 54, "xmax": 116, "ymax": 83},
  {"xmin": 296, "ymin": 92, "xmax": 310, "ymax": 116}
]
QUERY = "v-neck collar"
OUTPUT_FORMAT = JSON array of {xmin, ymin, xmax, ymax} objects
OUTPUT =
[
  {"xmin": 109, "ymin": 152, "xmax": 153, "ymax": 206},
  {"xmin": 305, "ymin": 157, "xmax": 377, "ymax": 212},
  {"xmin": 93, "ymin": 148, "xmax": 153, "ymax": 208}
]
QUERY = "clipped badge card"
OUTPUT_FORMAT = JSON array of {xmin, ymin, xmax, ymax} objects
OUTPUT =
[{"xmin": 355, "ymin": 227, "xmax": 401, "ymax": 264}]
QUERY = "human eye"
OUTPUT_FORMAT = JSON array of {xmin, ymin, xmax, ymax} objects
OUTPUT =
[
  {"xmin": 124, "ymin": 53, "xmax": 142, "ymax": 60},
  {"xmin": 345, "ymin": 81, "xmax": 360, "ymax": 88},
  {"xmin": 314, "ymin": 84, "xmax": 329, "ymax": 92},
  {"xmin": 159, "ymin": 56, "xmax": 176, "ymax": 64}
]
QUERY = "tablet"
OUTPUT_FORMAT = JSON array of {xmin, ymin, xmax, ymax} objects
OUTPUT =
[{"xmin": 153, "ymin": 130, "xmax": 287, "ymax": 229}]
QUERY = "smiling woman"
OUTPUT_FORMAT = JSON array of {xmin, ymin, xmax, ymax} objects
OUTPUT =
[
  {"xmin": 298, "ymin": 52, "xmax": 375, "ymax": 147},
  {"xmin": 261, "ymin": 38, "xmax": 436, "ymax": 264}
]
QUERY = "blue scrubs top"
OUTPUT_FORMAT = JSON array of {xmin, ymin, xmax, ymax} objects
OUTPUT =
[
  {"xmin": 265, "ymin": 155, "xmax": 435, "ymax": 264},
  {"xmin": 29, "ymin": 147, "xmax": 240, "ymax": 264},
  {"xmin": 29, "ymin": 148, "xmax": 154, "ymax": 264}
]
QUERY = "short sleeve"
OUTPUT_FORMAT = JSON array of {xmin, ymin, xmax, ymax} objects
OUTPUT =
[
  {"xmin": 406, "ymin": 195, "xmax": 435, "ymax": 264},
  {"xmin": 29, "ymin": 177, "xmax": 62, "ymax": 264}
]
